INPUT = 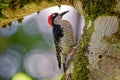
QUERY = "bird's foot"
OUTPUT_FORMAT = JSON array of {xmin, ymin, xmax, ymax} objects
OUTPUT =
[{"xmin": 70, "ymin": 41, "xmax": 79, "ymax": 48}]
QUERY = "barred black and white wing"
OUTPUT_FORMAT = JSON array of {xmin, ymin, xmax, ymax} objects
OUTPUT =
[{"xmin": 53, "ymin": 25, "xmax": 63, "ymax": 69}]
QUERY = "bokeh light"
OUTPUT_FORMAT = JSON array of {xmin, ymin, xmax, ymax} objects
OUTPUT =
[
  {"xmin": 6, "ymin": 44, "xmax": 26, "ymax": 55},
  {"xmin": 22, "ymin": 13, "xmax": 40, "ymax": 37},
  {"xmin": 12, "ymin": 72, "xmax": 32, "ymax": 80},
  {"xmin": 0, "ymin": 49, "xmax": 21, "ymax": 78},
  {"xmin": 24, "ymin": 49, "xmax": 59, "ymax": 79},
  {"xmin": 0, "ymin": 21, "xmax": 19, "ymax": 37}
]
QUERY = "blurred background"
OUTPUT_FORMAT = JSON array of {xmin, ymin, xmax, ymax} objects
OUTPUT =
[{"xmin": 0, "ymin": 5, "xmax": 84, "ymax": 80}]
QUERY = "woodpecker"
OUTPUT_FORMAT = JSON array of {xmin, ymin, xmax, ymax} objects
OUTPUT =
[{"xmin": 48, "ymin": 11, "xmax": 77, "ymax": 72}]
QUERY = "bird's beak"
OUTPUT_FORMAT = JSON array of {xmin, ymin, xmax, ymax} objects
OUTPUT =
[{"xmin": 60, "ymin": 11, "xmax": 69, "ymax": 17}]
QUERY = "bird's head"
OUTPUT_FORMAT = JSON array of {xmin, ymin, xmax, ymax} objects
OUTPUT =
[
  {"xmin": 48, "ymin": 13, "xmax": 58, "ymax": 27},
  {"xmin": 48, "ymin": 11, "xmax": 69, "ymax": 27}
]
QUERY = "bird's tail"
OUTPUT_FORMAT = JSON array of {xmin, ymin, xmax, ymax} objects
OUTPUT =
[
  {"xmin": 63, "ymin": 63, "xmax": 67, "ymax": 72},
  {"xmin": 57, "ymin": 53, "xmax": 61, "ymax": 69},
  {"xmin": 58, "ymin": 61, "xmax": 61, "ymax": 69}
]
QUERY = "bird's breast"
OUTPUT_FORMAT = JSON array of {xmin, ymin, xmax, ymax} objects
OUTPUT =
[{"xmin": 60, "ymin": 25, "xmax": 75, "ymax": 54}]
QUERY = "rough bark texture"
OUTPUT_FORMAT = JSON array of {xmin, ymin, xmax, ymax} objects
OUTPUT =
[
  {"xmin": 0, "ymin": 0, "xmax": 120, "ymax": 80},
  {"xmin": 88, "ymin": 16, "xmax": 120, "ymax": 80}
]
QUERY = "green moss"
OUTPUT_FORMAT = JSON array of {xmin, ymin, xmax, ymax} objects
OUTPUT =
[
  {"xmin": 47, "ymin": 0, "xmax": 53, "ymax": 3},
  {"xmin": 103, "ymin": 36, "xmax": 114, "ymax": 43},
  {"xmin": 0, "ymin": 0, "xmax": 55, "ymax": 27},
  {"xmin": 72, "ymin": 49, "xmax": 89, "ymax": 80},
  {"xmin": 111, "ymin": 18, "xmax": 120, "ymax": 44},
  {"xmin": 0, "ymin": 3, "xmax": 9, "ymax": 9},
  {"xmin": 0, "ymin": 0, "xmax": 54, "ymax": 18},
  {"xmin": 0, "ymin": 1, "xmax": 9, "ymax": 18},
  {"xmin": 0, "ymin": 0, "xmax": 53, "ymax": 10},
  {"xmin": 116, "ymin": 18, "xmax": 120, "ymax": 38},
  {"xmin": 117, "ymin": 45, "xmax": 120, "ymax": 50},
  {"xmin": 72, "ymin": 20, "xmax": 94, "ymax": 80},
  {"xmin": 82, "ymin": 0, "xmax": 117, "ymax": 21}
]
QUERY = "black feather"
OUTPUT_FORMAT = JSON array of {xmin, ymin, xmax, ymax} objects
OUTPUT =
[
  {"xmin": 53, "ymin": 25, "xmax": 63, "ymax": 69},
  {"xmin": 53, "ymin": 25, "xmax": 63, "ymax": 41}
]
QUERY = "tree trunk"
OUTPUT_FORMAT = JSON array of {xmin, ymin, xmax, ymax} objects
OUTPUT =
[
  {"xmin": 1, "ymin": 0, "xmax": 120, "ymax": 80},
  {"xmin": 55, "ymin": 0, "xmax": 120, "ymax": 80}
]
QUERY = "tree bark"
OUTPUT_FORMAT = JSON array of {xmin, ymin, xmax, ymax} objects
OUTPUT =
[{"xmin": 1, "ymin": 0, "xmax": 120, "ymax": 80}]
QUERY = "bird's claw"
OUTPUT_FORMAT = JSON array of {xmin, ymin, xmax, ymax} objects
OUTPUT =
[{"xmin": 70, "ymin": 41, "xmax": 79, "ymax": 48}]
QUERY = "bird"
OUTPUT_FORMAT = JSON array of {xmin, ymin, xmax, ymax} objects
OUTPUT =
[{"xmin": 48, "ymin": 11, "xmax": 77, "ymax": 72}]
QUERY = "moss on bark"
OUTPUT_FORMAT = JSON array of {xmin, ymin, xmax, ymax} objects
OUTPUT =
[
  {"xmin": 0, "ymin": 0, "xmax": 56, "ymax": 27},
  {"xmin": 82, "ymin": 0, "xmax": 118, "ymax": 21}
]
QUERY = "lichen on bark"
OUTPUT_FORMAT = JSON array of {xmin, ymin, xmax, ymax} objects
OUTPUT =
[{"xmin": 88, "ymin": 16, "xmax": 120, "ymax": 80}]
